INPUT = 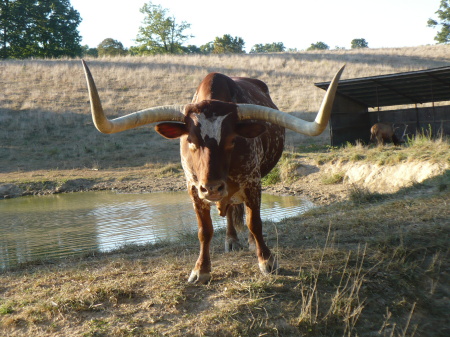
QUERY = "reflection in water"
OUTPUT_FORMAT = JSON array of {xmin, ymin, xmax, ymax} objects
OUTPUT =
[{"xmin": 0, "ymin": 191, "xmax": 313, "ymax": 269}]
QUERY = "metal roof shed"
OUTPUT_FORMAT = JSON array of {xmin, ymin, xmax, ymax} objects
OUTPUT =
[{"xmin": 315, "ymin": 66, "xmax": 450, "ymax": 146}]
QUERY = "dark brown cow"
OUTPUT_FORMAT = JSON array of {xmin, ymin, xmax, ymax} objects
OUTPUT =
[
  {"xmin": 370, "ymin": 123, "xmax": 400, "ymax": 145},
  {"xmin": 82, "ymin": 60, "xmax": 344, "ymax": 284}
]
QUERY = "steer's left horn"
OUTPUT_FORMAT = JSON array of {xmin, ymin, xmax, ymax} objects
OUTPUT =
[
  {"xmin": 82, "ymin": 60, "xmax": 185, "ymax": 134},
  {"xmin": 237, "ymin": 65, "xmax": 345, "ymax": 136}
]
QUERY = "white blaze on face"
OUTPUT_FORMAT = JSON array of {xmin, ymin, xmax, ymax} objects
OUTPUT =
[{"xmin": 193, "ymin": 113, "xmax": 229, "ymax": 143}]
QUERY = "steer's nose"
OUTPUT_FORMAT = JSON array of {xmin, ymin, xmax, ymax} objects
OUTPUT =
[{"xmin": 199, "ymin": 180, "xmax": 226, "ymax": 200}]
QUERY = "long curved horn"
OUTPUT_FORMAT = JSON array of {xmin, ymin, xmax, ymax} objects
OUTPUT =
[
  {"xmin": 81, "ymin": 60, "xmax": 185, "ymax": 134},
  {"xmin": 237, "ymin": 65, "xmax": 345, "ymax": 136}
]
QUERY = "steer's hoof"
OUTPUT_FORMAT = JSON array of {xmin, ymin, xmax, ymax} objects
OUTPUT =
[
  {"xmin": 259, "ymin": 255, "xmax": 279, "ymax": 275},
  {"xmin": 225, "ymin": 237, "xmax": 243, "ymax": 252},
  {"xmin": 188, "ymin": 270, "xmax": 211, "ymax": 284}
]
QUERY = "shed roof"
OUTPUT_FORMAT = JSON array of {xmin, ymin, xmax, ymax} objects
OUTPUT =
[{"xmin": 315, "ymin": 66, "xmax": 450, "ymax": 108}]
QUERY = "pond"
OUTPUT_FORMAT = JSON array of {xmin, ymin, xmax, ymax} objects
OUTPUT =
[{"xmin": 0, "ymin": 191, "xmax": 313, "ymax": 270}]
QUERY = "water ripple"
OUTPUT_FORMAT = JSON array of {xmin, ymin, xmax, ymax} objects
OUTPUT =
[{"xmin": 0, "ymin": 191, "xmax": 313, "ymax": 269}]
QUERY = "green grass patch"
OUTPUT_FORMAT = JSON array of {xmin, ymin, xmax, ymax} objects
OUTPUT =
[
  {"xmin": 306, "ymin": 136, "xmax": 449, "ymax": 166},
  {"xmin": 0, "ymin": 301, "xmax": 14, "ymax": 315},
  {"xmin": 262, "ymin": 167, "xmax": 281, "ymax": 186},
  {"xmin": 321, "ymin": 172, "xmax": 345, "ymax": 185}
]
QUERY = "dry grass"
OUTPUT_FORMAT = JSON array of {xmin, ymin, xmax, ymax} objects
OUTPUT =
[
  {"xmin": 2, "ymin": 45, "xmax": 450, "ymax": 114},
  {"xmin": 1, "ymin": 45, "xmax": 450, "ymax": 175},
  {"xmin": 1, "ymin": 184, "xmax": 448, "ymax": 336}
]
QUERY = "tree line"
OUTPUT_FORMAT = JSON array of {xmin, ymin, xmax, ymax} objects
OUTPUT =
[
  {"xmin": 79, "ymin": 2, "xmax": 372, "ymax": 57},
  {"xmin": 1, "ymin": 0, "xmax": 449, "ymax": 59}
]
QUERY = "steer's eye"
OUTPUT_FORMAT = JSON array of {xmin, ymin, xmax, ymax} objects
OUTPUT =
[{"xmin": 224, "ymin": 138, "xmax": 235, "ymax": 150}]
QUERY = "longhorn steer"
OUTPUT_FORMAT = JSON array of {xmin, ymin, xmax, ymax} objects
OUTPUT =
[
  {"xmin": 370, "ymin": 123, "xmax": 400, "ymax": 145},
  {"xmin": 82, "ymin": 60, "xmax": 344, "ymax": 284}
]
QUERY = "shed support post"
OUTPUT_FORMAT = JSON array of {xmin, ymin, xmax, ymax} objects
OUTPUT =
[{"xmin": 415, "ymin": 103, "xmax": 420, "ymax": 133}]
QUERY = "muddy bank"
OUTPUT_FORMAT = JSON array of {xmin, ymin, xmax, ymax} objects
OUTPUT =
[
  {"xmin": 1, "ymin": 159, "xmax": 448, "ymax": 205},
  {"xmin": 0, "ymin": 174, "xmax": 186, "ymax": 199}
]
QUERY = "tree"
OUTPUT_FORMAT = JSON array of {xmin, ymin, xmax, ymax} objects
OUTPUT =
[
  {"xmin": 135, "ymin": 1, "xmax": 192, "ymax": 55},
  {"xmin": 250, "ymin": 42, "xmax": 285, "ymax": 53},
  {"xmin": 0, "ymin": 0, "xmax": 82, "ymax": 59},
  {"xmin": 428, "ymin": 0, "xmax": 450, "ymax": 43},
  {"xmin": 182, "ymin": 44, "xmax": 201, "ymax": 54},
  {"xmin": 199, "ymin": 42, "xmax": 214, "ymax": 54},
  {"xmin": 81, "ymin": 45, "xmax": 98, "ymax": 57},
  {"xmin": 351, "ymin": 38, "xmax": 369, "ymax": 49},
  {"xmin": 97, "ymin": 38, "xmax": 127, "ymax": 57},
  {"xmin": 307, "ymin": 41, "xmax": 329, "ymax": 51},
  {"xmin": 211, "ymin": 34, "xmax": 245, "ymax": 54}
]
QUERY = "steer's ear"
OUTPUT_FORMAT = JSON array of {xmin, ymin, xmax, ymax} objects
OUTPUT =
[
  {"xmin": 235, "ymin": 122, "xmax": 266, "ymax": 138},
  {"xmin": 155, "ymin": 122, "xmax": 187, "ymax": 139}
]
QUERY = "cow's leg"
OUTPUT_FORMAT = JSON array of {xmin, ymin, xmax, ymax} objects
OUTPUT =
[
  {"xmin": 225, "ymin": 204, "xmax": 244, "ymax": 252},
  {"xmin": 377, "ymin": 135, "xmax": 384, "ymax": 145},
  {"xmin": 244, "ymin": 191, "xmax": 278, "ymax": 275},
  {"xmin": 188, "ymin": 196, "xmax": 214, "ymax": 284}
]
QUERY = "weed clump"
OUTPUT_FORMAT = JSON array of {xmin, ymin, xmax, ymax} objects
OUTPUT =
[
  {"xmin": 321, "ymin": 172, "xmax": 345, "ymax": 185},
  {"xmin": 349, "ymin": 184, "xmax": 386, "ymax": 204}
]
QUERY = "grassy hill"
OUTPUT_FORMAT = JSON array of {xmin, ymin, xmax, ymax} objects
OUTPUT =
[{"xmin": 1, "ymin": 45, "xmax": 450, "ymax": 174}]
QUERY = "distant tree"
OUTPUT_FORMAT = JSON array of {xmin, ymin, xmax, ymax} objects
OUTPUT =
[
  {"xmin": 0, "ymin": 0, "xmax": 82, "ymax": 59},
  {"xmin": 135, "ymin": 1, "xmax": 192, "ymax": 55},
  {"xmin": 250, "ymin": 42, "xmax": 285, "ymax": 53},
  {"xmin": 128, "ymin": 46, "xmax": 141, "ymax": 56},
  {"xmin": 81, "ymin": 45, "xmax": 98, "ymax": 57},
  {"xmin": 428, "ymin": 0, "xmax": 450, "ymax": 43},
  {"xmin": 211, "ymin": 34, "xmax": 245, "ymax": 54},
  {"xmin": 199, "ymin": 42, "xmax": 214, "ymax": 54},
  {"xmin": 351, "ymin": 38, "xmax": 369, "ymax": 49},
  {"xmin": 182, "ymin": 44, "xmax": 201, "ymax": 54},
  {"xmin": 307, "ymin": 41, "xmax": 329, "ymax": 51},
  {"xmin": 97, "ymin": 38, "xmax": 127, "ymax": 57}
]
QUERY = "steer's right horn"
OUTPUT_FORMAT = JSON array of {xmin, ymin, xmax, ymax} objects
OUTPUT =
[
  {"xmin": 237, "ymin": 65, "xmax": 345, "ymax": 136},
  {"xmin": 82, "ymin": 60, "xmax": 186, "ymax": 134}
]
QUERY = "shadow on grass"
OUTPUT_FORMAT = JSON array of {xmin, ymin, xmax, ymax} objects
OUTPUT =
[{"xmin": 0, "ymin": 109, "xmax": 180, "ymax": 173}]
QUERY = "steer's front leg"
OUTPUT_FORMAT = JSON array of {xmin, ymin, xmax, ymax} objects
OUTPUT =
[{"xmin": 188, "ymin": 195, "xmax": 214, "ymax": 284}]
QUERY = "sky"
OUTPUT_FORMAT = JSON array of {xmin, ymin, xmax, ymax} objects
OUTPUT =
[{"xmin": 70, "ymin": 0, "xmax": 440, "ymax": 52}]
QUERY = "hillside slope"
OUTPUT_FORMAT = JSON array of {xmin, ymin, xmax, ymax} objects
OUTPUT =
[{"xmin": 1, "ymin": 45, "xmax": 450, "ymax": 174}]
